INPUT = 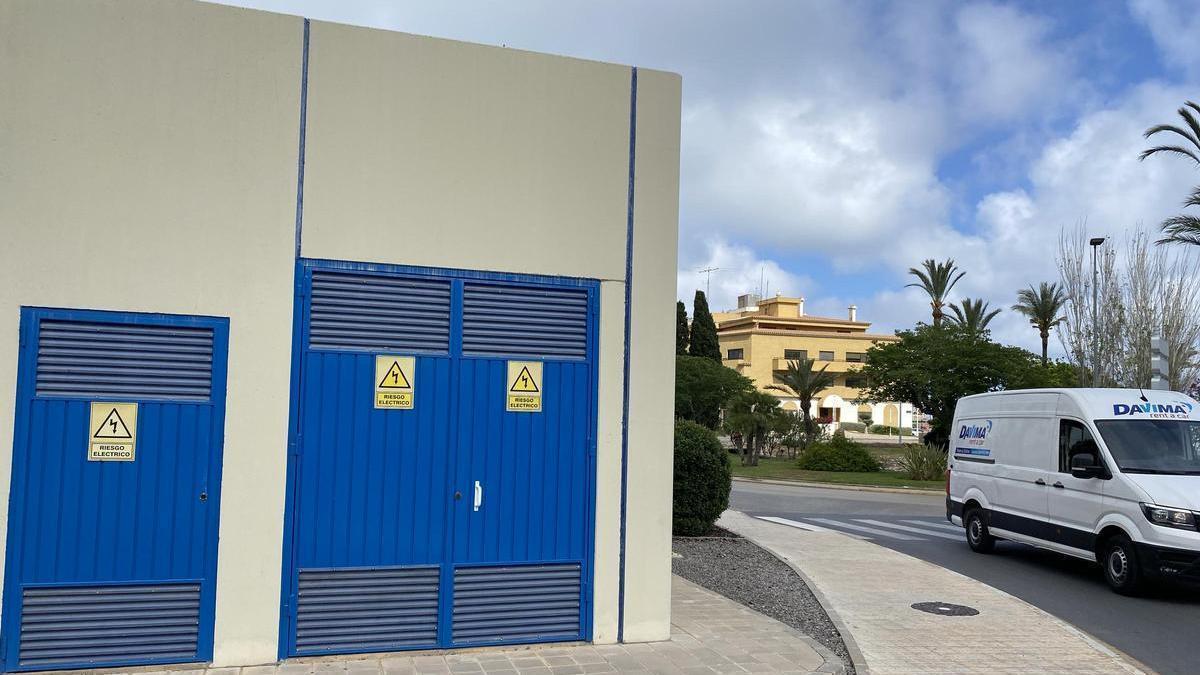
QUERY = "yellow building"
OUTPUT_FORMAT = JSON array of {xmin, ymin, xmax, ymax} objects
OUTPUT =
[{"xmin": 714, "ymin": 294, "xmax": 913, "ymax": 429}]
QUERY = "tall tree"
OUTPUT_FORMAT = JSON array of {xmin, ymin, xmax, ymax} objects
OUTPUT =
[
  {"xmin": 723, "ymin": 389, "xmax": 784, "ymax": 466},
  {"xmin": 765, "ymin": 358, "xmax": 836, "ymax": 449},
  {"xmin": 906, "ymin": 258, "xmax": 965, "ymax": 326},
  {"xmin": 688, "ymin": 290, "xmax": 721, "ymax": 362},
  {"xmin": 947, "ymin": 298, "xmax": 1000, "ymax": 336},
  {"xmin": 1140, "ymin": 101, "xmax": 1200, "ymax": 246},
  {"xmin": 1012, "ymin": 282, "xmax": 1067, "ymax": 366},
  {"xmin": 675, "ymin": 301, "xmax": 690, "ymax": 355},
  {"xmin": 674, "ymin": 355, "xmax": 754, "ymax": 429}
]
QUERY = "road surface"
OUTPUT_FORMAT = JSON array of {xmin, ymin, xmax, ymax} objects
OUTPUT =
[{"xmin": 732, "ymin": 479, "xmax": 1200, "ymax": 675}]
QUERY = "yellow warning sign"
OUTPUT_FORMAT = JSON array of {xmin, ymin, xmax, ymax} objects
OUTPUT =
[
  {"xmin": 375, "ymin": 355, "xmax": 415, "ymax": 409},
  {"xmin": 506, "ymin": 361, "xmax": 543, "ymax": 412},
  {"xmin": 88, "ymin": 402, "xmax": 137, "ymax": 461}
]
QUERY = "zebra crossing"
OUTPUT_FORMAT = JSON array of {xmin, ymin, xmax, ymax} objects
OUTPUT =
[{"xmin": 755, "ymin": 514, "xmax": 966, "ymax": 543}]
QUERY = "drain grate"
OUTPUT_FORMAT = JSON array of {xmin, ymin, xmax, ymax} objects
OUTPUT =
[{"xmin": 911, "ymin": 601, "xmax": 979, "ymax": 616}]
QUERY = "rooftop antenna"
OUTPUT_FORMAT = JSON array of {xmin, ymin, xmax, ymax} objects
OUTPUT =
[
  {"xmin": 698, "ymin": 267, "xmax": 719, "ymax": 297},
  {"xmin": 759, "ymin": 266, "xmax": 765, "ymax": 297}
]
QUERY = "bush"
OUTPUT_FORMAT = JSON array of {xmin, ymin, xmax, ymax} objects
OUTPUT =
[
  {"xmin": 796, "ymin": 432, "xmax": 881, "ymax": 472},
  {"xmin": 898, "ymin": 444, "xmax": 947, "ymax": 481},
  {"xmin": 869, "ymin": 424, "xmax": 913, "ymax": 436},
  {"xmin": 838, "ymin": 421, "xmax": 866, "ymax": 433},
  {"xmin": 673, "ymin": 420, "xmax": 732, "ymax": 536}
]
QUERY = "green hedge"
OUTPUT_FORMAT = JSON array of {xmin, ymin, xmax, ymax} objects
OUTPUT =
[
  {"xmin": 797, "ymin": 432, "xmax": 881, "ymax": 472},
  {"xmin": 673, "ymin": 420, "xmax": 731, "ymax": 536},
  {"xmin": 869, "ymin": 424, "xmax": 913, "ymax": 436},
  {"xmin": 838, "ymin": 421, "xmax": 866, "ymax": 433}
]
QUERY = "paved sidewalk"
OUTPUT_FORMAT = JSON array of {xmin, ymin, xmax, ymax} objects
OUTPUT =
[
  {"xmin": 720, "ymin": 511, "xmax": 1147, "ymax": 675},
  {"xmin": 56, "ymin": 576, "xmax": 839, "ymax": 675}
]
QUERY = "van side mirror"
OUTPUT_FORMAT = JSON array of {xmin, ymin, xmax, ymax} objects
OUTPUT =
[{"xmin": 1070, "ymin": 452, "xmax": 1104, "ymax": 479}]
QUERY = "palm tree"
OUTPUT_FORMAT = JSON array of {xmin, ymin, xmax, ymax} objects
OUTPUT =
[
  {"xmin": 1012, "ymin": 282, "xmax": 1067, "ymax": 366},
  {"xmin": 947, "ymin": 298, "xmax": 1000, "ymax": 336},
  {"xmin": 907, "ymin": 258, "xmax": 965, "ymax": 326},
  {"xmin": 1140, "ymin": 101, "xmax": 1200, "ymax": 246},
  {"xmin": 766, "ymin": 358, "xmax": 837, "ymax": 448}
]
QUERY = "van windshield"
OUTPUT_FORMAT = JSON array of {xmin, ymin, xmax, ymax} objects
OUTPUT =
[{"xmin": 1094, "ymin": 419, "xmax": 1200, "ymax": 475}]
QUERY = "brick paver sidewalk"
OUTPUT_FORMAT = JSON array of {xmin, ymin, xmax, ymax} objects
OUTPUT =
[
  {"xmin": 50, "ymin": 576, "xmax": 839, "ymax": 675},
  {"xmin": 720, "ymin": 510, "xmax": 1148, "ymax": 675}
]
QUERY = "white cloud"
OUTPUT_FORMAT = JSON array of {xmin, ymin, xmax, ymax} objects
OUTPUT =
[
  {"xmin": 676, "ymin": 238, "xmax": 813, "ymax": 314},
  {"xmin": 1130, "ymin": 0, "xmax": 1200, "ymax": 77}
]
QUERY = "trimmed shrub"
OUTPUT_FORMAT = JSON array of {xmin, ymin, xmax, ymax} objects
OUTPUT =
[
  {"xmin": 673, "ymin": 420, "xmax": 732, "ymax": 536},
  {"xmin": 797, "ymin": 432, "xmax": 881, "ymax": 472},
  {"xmin": 838, "ymin": 421, "xmax": 866, "ymax": 433},
  {"xmin": 870, "ymin": 424, "xmax": 913, "ymax": 436},
  {"xmin": 898, "ymin": 444, "xmax": 947, "ymax": 481}
]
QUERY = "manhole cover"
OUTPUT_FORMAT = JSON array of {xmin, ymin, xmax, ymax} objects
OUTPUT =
[{"xmin": 911, "ymin": 601, "xmax": 979, "ymax": 616}]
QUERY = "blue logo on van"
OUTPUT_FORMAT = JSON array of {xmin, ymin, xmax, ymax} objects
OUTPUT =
[
  {"xmin": 958, "ymin": 420, "xmax": 993, "ymax": 440},
  {"xmin": 1112, "ymin": 401, "xmax": 1193, "ymax": 416}
]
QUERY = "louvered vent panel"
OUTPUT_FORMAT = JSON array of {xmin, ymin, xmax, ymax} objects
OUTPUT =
[
  {"xmin": 18, "ymin": 583, "xmax": 201, "ymax": 668},
  {"xmin": 309, "ymin": 271, "xmax": 451, "ymax": 353},
  {"xmin": 295, "ymin": 566, "xmax": 439, "ymax": 654},
  {"xmin": 452, "ymin": 564, "xmax": 581, "ymax": 644},
  {"xmin": 462, "ymin": 284, "xmax": 588, "ymax": 358},
  {"xmin": 36, "ymin": 320, "xmax": 213, "ymax": 401}
]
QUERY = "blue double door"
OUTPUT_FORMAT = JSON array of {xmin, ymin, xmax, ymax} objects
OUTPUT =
[
  {"xmin": 2, "ymin": 309, "xmax": 230, "ymax": 671},
  {"xmin": 281, "ymin": 262, "xmax": 597, "ymax": 657}
]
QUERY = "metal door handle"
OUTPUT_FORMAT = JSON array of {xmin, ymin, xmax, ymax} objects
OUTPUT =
[
  {"xmin": 473, "ymin": 481, "xmax": 482, "ymax": 512},
  {"xmin": 1053, "ymin": 481, "xmax": 1065, "ymax": 489},
  {"xmin": 1034, "ymin": 479, "xmax": 1046, "ymax": 486}
]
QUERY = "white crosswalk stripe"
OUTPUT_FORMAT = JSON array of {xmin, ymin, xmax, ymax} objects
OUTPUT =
[
  {"xmin": 806, "ymin": 518, "xmax": 925, "ymax": 541},
  {"xmin": 755, "ymin": 516, "xmax": 871, "ymax": 540},
  {"xmin": 854, "ymin": 519, "xmax": 963, "ymax": 541},
  {"xmin": 902, "ymin": 518, "xmax": 962, "ymax": 532}
]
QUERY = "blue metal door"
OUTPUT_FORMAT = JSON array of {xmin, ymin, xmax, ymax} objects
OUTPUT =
[
  {"xmin": 282, "ymin": 262, "xmax": 596, "ymax": 657},
  {"xmin": 450, "ymin": 282, "xmax": 594, "ymax": 646},
  {"xmin": 2, "ymin": 308, "xmax": 230, "ymax": 671}
]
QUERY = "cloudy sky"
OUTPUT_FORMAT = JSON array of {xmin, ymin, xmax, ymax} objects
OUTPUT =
[{"xmin": 216, "ymin": 0, "xmax": 1200, "ymax": 353}]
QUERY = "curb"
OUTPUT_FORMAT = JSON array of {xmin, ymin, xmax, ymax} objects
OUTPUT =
[
  {"xmin": 733, "ymin": 476, "xmax": 943, "ymax": 496},
  {"xmin": 734, "ymin": 530, "xmax": 870, "ymax": 675}
]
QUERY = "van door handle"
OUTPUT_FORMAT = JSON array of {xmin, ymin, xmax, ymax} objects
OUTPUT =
[
  {"xmin": 1035, "ymin": 479, "xmax": 1046, "ymax": 486},
  {"xmin": 1052, "ymin": 481, "xmax": 1065, "ymax": 489},
  {"xmin": 473, "ymin": 481, "xmax": 483, "ymax": 512}
]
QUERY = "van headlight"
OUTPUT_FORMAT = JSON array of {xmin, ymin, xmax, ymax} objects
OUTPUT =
[{"xmin": 1140, "ymin": 503, "xmax": 1198, "ymax": 530}]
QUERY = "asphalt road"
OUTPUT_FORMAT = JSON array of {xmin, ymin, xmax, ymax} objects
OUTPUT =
[{"xmin": 732, "ymin": 480, "xmax": 1200, "ymax": 675}]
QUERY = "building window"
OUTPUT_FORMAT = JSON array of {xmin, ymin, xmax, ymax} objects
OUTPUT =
[
  {"xmin": 845, "ymin": 375, "xmax": 867, "ymax": 388},
  {"xmin": 846, "ymin": 352, "xmax": 866, "ymax": 363},
  {"xmin": 784, "ymin": 349, "xmax": 807, "ymax": 360},
  {"xmin": 726, "ymin": 348, "xmax": 744, "ymax": 360},
  {"xmin": 818, "ymin": 350, "xmax": 835, "ymax": 361}
]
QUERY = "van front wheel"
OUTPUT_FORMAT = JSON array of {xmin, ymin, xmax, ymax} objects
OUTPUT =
[
  {"xmin": 1102, "ymin": 535, "xmax": 1145, "ymax": 595},
  {"xmin": 965, "ymin": 508, "xmax": 995, "ymax": 553}
]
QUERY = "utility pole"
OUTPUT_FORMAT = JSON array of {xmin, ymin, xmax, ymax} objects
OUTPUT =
[
  {"xmin": 698, "ymin": 267, "xmax": 719, "ymax": 297},
  {"xmin": 1089, "ymin": 237, "xmax": 1105, "ymax": 386}
]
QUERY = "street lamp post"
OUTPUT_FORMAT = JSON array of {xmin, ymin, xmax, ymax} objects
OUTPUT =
[{"xmin": 1089, "ymin": 237, "xmax": 1105, "ymax": 386}]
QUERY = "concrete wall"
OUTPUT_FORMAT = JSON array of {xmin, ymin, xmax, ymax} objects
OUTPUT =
[
  {"xmin": 0, "ymin": 0, "xmax": 302, "ymax": 666},
  {"xmin": 1, "ymin": 0, "xmax": 680, "ymax": 665}
]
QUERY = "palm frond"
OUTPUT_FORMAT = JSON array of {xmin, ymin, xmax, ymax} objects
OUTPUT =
[
  {"xmin": 1138, "ymin": 145, "xmax": 1200, "ymax": 165},
  {"xmin": 1158, "ymin": 215, "xmax": 1200, "ymax": 246},
  {"xmin": 1143, "ymin": 122, "xmax": 1200, "ymax": 149}
]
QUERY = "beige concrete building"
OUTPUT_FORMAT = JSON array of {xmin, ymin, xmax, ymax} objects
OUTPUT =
[
  {"xmin": 715, "ymin": 295, "xmax": 914, "ymax": 429},
  {"xmin": 0, "ymin": 0, "xmax": 678, "ymax": 670}
]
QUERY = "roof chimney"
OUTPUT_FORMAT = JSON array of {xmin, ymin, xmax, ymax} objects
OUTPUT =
[
  {"xmin": 798, "ymin": 297, "xmax": 805, "ymax": 317},
  {"xmin": 848, "ymin": 305, "xmax": 858, "ymax": 322}
]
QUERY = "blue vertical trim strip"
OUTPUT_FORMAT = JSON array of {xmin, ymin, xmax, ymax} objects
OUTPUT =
[
  {"xmin": 276, "ymin": 261, "xmax": 308, "ymax": 659},
  {"xmin": 294, "ymin": 18, "xmax": 310, "ymax": 259},
  {"xmin": 617, "ymin": 66, "xmax": 637, "ymax": 643}
]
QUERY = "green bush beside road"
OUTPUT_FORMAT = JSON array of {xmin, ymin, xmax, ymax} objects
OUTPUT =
[{"xmin": 673, "ymin": 420, "xmax": 732, "ymax": 536}]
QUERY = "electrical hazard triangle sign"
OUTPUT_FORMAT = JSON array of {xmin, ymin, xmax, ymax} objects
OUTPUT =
[
  {"xmin": 88, "ymin": 402, "xmax": 137, "ymax": 462},
  {"xmin": 509, "ymin": 366, "xmax": 540, "ymax": 393},
  {"xmin": 93, "ymin": 407, "xmax": 133, "ymax": 439},
  {"xmin": 506, "ymin": 361, "xmax": 542, "ymax": 412},
  {"xmin": 378, "ymin": 360, "xmax": 413, "ymax": 389},
  {"xmin": 374, "ymin": 355, "xmax": 415, "ymax": 409}
]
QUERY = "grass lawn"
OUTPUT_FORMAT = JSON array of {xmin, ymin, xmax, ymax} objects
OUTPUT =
[{"xmin": 729, "ymin": 455, "xmax": 944, "ymax": 491}]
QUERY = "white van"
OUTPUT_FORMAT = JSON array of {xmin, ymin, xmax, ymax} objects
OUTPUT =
[{"xmin": 947, "ymin": 388, "xmax": 1200, "ymax": 594}]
